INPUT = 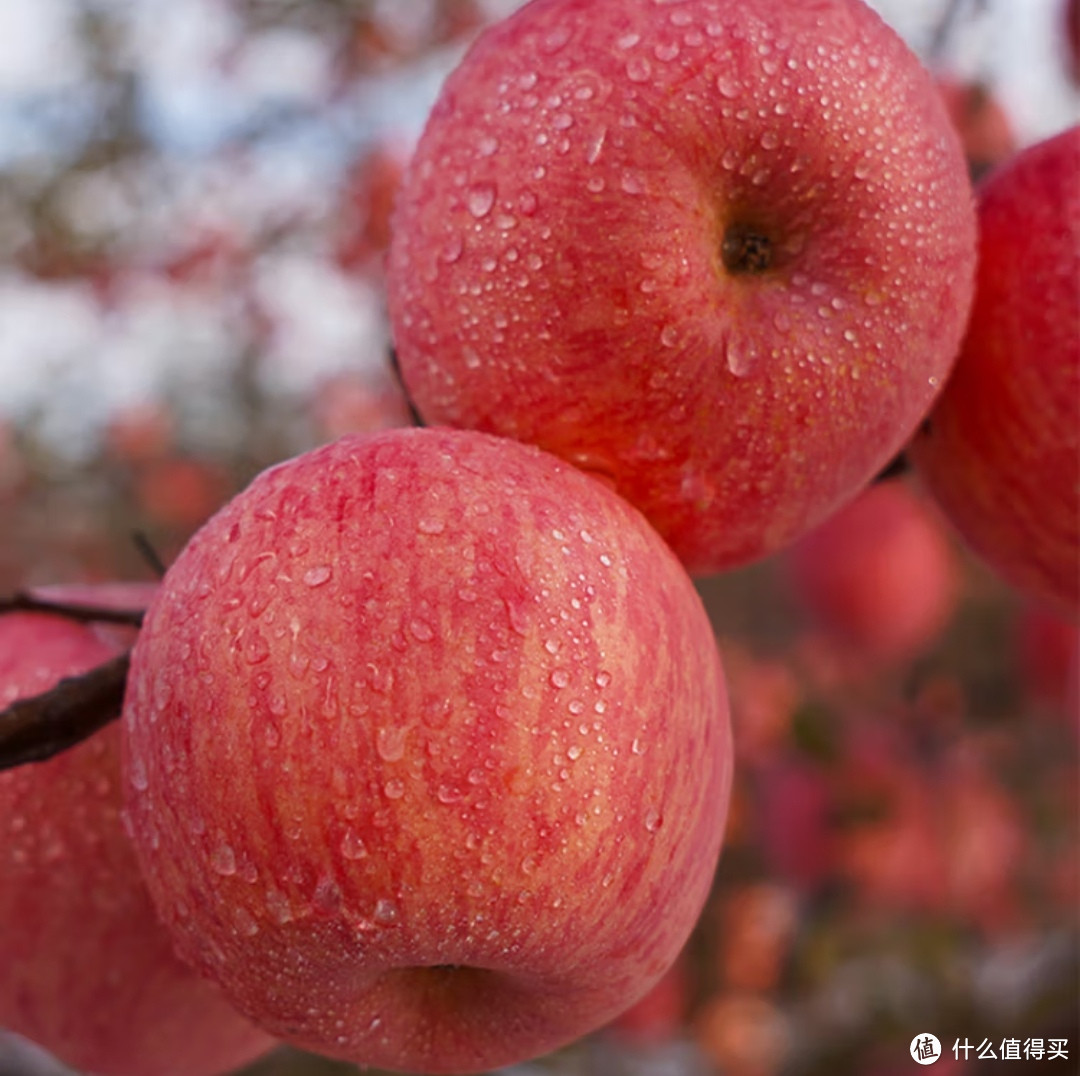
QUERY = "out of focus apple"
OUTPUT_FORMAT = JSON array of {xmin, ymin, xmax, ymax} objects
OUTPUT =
[
  {"xmin": 935, "ymin": 76, "xmax": 1017, "ymax": 180},
  {"xmin": 387, "ymin": 0, "xmax": 976, "ymax": 574},
  {"xmin": 785, "ymin": 480, "xmax": 958, "ymax": 663},
  {"xmin": 0, "ymin": 587, "xmax": 274, "ymax": 1076},
  {"xmin": 122, "ymin": 427, "xmax": 732, "ymax": 1073},
  {"xmin": 909, "ymin": 125, "xmax": 1080, "ymax": 615}
]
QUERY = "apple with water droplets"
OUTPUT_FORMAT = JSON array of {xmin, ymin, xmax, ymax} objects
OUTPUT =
[
  {"xmin": 386, "ymin": 0, "xmax": 976, "ymax": 574},
  {"xmin": 909, "ymin": 125, "xmax": 1080, "ymax": 616},
  {"xmin": 0, "ymin": 587, "xmax": 274, "ymax": 1076},
  {"xmin": 121, "ymin": 427, "xmax": 732, "ymax": 1073}
]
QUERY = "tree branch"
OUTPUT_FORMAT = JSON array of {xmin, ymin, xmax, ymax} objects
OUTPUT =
[
  {"xmin": 0, "ymin": 653, "xmax": 130, "ymax": 772},
  {"xmin": 0, "ymin": 590, "xmax": 145, "ymax": 627}
]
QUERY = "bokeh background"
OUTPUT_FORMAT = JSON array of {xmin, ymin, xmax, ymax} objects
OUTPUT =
[{"xmin": 0, "ymin": 1, "xmax": 1077, "ymax": 1074}]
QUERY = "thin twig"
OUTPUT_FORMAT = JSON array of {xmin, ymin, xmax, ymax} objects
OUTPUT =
[
  {"xmin": 0, "ymin": 653, "xmax": 130, "ymax": 771},
  {"xmin": 0, "ymin": 591, "xmax": 145, "ymax": 627}
]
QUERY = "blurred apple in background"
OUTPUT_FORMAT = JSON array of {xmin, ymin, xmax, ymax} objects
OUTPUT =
[
  {"xmin": 387, "ymin": 0, "xmax": 976, "ymax": 575},
  {"xmin": 785, "ymin": 480, "xmax": 958, "ymax": 664},
  {"xmin": 0, "ymin": 586, "xmax": 274, "ymax": 1076},
  {"xmin": 935, "ymin": 76, "xmax": 1017, "ymax": 180},
  {"xmin": 122, "ymin": 427, "xmax": 732, "ymax": 1073},
  {"xmin": 909, "ymin": 125, "xmax": 1080, "ymax": 617},
  {"xmin": 1016, "ymin": 603, "xmax": 1080, "ymax": 721}
]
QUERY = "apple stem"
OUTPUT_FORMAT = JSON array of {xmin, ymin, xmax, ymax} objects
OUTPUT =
[{"xmin": 0, "ymin": 652, "xmax": 129, "ymax": 772}]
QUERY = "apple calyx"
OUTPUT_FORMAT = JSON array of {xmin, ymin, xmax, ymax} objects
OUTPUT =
[{"xmin": 721, "ymin": 223, "xmax": 774, "ymax": 275}]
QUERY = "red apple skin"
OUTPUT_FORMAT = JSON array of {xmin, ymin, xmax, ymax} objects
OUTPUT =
[
  {"xmin": 909, "ymin": 126, "xmax": 1080, "ymax": 616},
  {"xmin": 386, "ymin": 0, "xmax": 976, "ymax": 575},
  {"xmin": 785, "ymin": 480, "xmax": 958, "ymax": 662},
  {"xmin": 121, "ymin": 427, "xmax": 732, "ymax": 1074},
  {"xmin": 0, "ymin": 593, "xmax": 275, "ymax": 1076}
]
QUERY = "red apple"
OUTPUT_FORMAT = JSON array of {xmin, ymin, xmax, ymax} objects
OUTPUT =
[
  {"xmin": 909, "ymin": 125, "xmax": 1080, "ymax": 615},
  {"xmin": 0, "ymin": 589, "xmax": 274, "ymax": 1076},
  {"xmin": 121, "ymin": 427, "xmax": 732, "ymax": 1073},
  {"xmin": 1016, "ymin": 603, "xmax": 1079, "ymax": 721},
  {"xmin": 935, "ymin": 76, "xmax": 1017, "ymax": 180},
  {"xmin": 785, "ymin": 480, "xmax": 958, "ymax": 662},
  {"xmin": 386, "ymin": 0, "xmax": 976, "ymax": 574}
]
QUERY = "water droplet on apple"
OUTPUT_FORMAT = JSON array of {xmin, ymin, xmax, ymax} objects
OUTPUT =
[
  {"xmin": 303, "ymin": 565, "xmax": 332, "ymax": 588},
  {"xmin": 466, "ymin": 184, "xmax": 496, "ymax": 219},
  {"xmin": 716, "ymin": 75, "xmax": 739, "ymax": 99},
  {"xmin": 437, "ymin": 784, "xmax": 463, "ymax": 805},
  {"xmin": 660, "ymin": 325, "xmax": 679, "ymax": 348},
  {"xmin": 341, "ymin": 829, "xmax": 368, "ymax": 860},
  {"xmin": 376, "ymin": 725, "xmax": 407, "ymax": 762},
  {"xmin": 417, "ymin": 516, "xmax": 446, "ymax": 535},
  {"xmin": 314, "ymin": 876, "xmax": 343, "ymax": 913},
  {"xmin": 550, "ymin": 668, "xmax": 570, "ymax": 689},
  {"xmin": 626, "ymin": 56, "xmax": 652, "ymax": 82},
  {"xmin": 383, "ymin": 778, "xmax": 405, "ymax": 799},
  {"xmin": 211, "ymin": 844, "xmax": 237, "ymax": 876},
  {"xmin": 373, "ymin": 898, "xmax": 399, "ymax": 925},
  {"xmin": 409, "ymin": 619, "xmax": 434, "ymax": 642},
  {"xmin": 539, "ymin": 25, "xmax": 571, "ymax": 54},
  {"xmin": 477, "ymin": 136, "xmax": 499, "ymax": 158},
  {"xmin": 129, "ymin": 754, "xmax": 149, "ymax": 791},
  {"xmin": 644, "ymin": 808, "xmax": 662, "ymax": 832},
  {"xmin": 631, "ymin": 738, "xmax": 646, "ymax": 755},
  {"xmin": 726, "ymin": 338, "xmax": 753, "ymax": 377},
  {"xmin": 616, "ymin": 31, "xmax": 641, "ymax": 50},
  {"xmin": 585, "ymin": 126, "xmax": 607, "ymax": 164},
  {"xmin": 654, "ymin": 41, "xmax": 680, "ymax": 61}
]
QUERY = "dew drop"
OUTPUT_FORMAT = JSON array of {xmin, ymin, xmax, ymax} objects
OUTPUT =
[
  {"xmin": 626, "ymin": 56, "xmax": 652, "ymax": 82},
  {"xmin": 211, "ymin": 844, "xmax": 237, "ymax": 877},
  {"xmin": 477, "ymin": 135, "xmax": 499, "ymax": 157},
  {"xmin": 384, "ymin": 778, "xmax": 405, "ymax": 800},
  {"xmin": 417, "ymin": 516, "xmax": 446, "ymax": 535},
  {"xmin": 726, "ymin": 338, "xmax": 753, "ymax": 377},
  {"xmin": 631, "ymin": 738, "xmax": 647, "ymax": 755},
  {"xmin": 409, "ymin": 619, "xmax": 435, "ymax": 642},
  {"xmin": 303, "ymin": 565, "xmax": 332, "ymax": 588},
  {"xmin": 716, "ymin": 76, "xmax": 739, "ymax": 99},
  {"xmin": 540, "ymin": 25, "xmax": 571, "ymax": 54},
  {"xmin": 550, "ymin": 668, "xmax": 570, "ymax": 689},
  {"xmin": 376, "ymin": 725, "xmax": 407, "ymax": 762},
  {"xmin": 129, "ymin": 755, "xmax": 149, "ymax": 792},
  {"xmin": 374, "ymin": 898, "xmax": 399, "ymax": 925},
  {"xmin": 467, "ymin": 184, "xmax": 496, "ymax": 219},
  {"xmin": 644, "ymin": 808, "xmax": 662, "ymax": 832},
  {"xmin": 595, "ymin": 670, "xmax": 612, "ymax": 688},
  {"xmin": 341, "ymin": 829, "xmax": 368, "ymax": 860}
]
